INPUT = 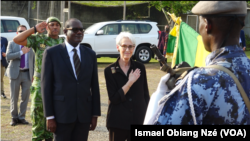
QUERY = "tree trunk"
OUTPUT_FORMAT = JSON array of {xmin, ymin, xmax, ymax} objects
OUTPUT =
[
  {"xmin": 123, "ymin": 1, "xmax": 126, "ymax": 20},
  {"xmin": 160, "ymin": 1, "xmax": 171, "ymax": 25}
]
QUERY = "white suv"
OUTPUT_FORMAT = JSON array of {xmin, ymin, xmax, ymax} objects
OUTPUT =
[
  {"xmin": 61, "ymin": 20, "xmax": 159, "ymax": 63},
  {"xmin": 1, "ymin": 16, "xmax": 30, "ymax": 41}
]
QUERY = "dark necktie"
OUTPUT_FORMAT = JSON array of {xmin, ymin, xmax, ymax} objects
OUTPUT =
[
  {"xmin": 72, "ymin": 48, "xmax": 80, "ymax": 78},
  {"xmin": 20, "ymin": 46, "xmax": 25, "ymax": 68}
]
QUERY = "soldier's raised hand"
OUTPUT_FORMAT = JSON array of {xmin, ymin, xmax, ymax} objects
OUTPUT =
[{"xmin": 35, "ymin": 21, "xmax": 47, "ymax": 33}]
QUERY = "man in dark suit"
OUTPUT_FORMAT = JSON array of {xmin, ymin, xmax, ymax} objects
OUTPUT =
[
  {"xmin": 1, "ymin": 36, "xmax": 8, "ymax": 98},
  {"xmin": 41, "ymin": 18, "xmax": 101, "ymax": 141}
]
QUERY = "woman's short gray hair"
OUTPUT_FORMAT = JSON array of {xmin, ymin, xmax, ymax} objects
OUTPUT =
[{"xmin": 116, "ymin": 32, "xmax": 136, "ymax": 45}]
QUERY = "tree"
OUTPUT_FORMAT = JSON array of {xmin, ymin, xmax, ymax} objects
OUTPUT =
[{"xmin": 149, "ymin": 1, "xmax": 198, "ymax": 24}]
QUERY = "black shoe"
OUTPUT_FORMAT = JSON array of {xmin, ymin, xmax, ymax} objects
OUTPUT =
[
  {"xmin": 1, "ymin": 93, "xmax": 6, "ymax": 98},
  {"xmin": 10, "ymin": 118, "xmax": 18, "ymax": 126},
  {"xmin": 18, "ymin": 119, "xmax": 29, "ymax": 124}
]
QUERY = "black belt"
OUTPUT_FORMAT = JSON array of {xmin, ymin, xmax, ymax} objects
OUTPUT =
[{"xmin": 20, "ymin": 69, "xmax": 29, "ymax": 72}]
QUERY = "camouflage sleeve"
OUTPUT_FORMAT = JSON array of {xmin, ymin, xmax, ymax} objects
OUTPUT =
[{"xmin": 26, "ymin": 34, "xmax": 39, "ymax": 50}]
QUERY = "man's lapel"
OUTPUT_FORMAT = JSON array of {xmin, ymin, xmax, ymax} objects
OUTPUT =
[
  {"xmin": 59, "ymin": 43, "xmax": 75, "ymax": 78},
  {"xmin": 78, "ymin": 45, "xmax": 86, "ymax": 79},
  {"xmin": 14, "ymin": 42, "xmax": 21, "ymax": 52}
]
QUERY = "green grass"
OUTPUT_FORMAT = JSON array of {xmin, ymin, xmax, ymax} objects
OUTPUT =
[
  {"xmin": 73, "ymin": 1, "xmax": 148, "ymax": 7},
  {"xmin": 245, "ymin": 50, "xmax": 250, "ymax": 58},
  {"xmin": 97, "ymin": 50, "xmax": 250, "ymax": 65},
  {"xmin": 97, "ymin": 57, "xmax": 172, "ymax": 63}
]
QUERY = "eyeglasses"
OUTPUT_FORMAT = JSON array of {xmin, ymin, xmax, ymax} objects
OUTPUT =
[
  {"xmin": 65, "ymin": 28, "xmax": 84, "ymax": 33},
  {"xmin": 119, "ymin": 44, "xmax": 135, "ymax": 50},
  {"xmin": 18, "ymin": 30, "xmax": 24, "ymax": 33}
]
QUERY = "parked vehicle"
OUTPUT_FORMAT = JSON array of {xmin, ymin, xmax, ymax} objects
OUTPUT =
[
  {"xmin": 60, "ymin": 20, "xmax": 159, "ymax": 63},
  {"xmin": 1, "ymin": 16, "xmax": 30, "ymax": 41}
]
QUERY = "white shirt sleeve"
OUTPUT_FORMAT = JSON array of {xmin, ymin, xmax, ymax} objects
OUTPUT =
[{"xmin": 46, "ymin": 116, "xmax": 55, "ymax": 120}]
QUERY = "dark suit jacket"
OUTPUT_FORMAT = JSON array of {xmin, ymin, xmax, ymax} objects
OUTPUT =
[
  {"xmin": 240, "ymin": 30, "xmax": 246, "ymax": 48},
  {"xmin": 41, "ymin": 43, "xmax": 101, "ymax": 124},
  {"xmin": 1, "ymin": 37, "xmax": 8, "ymax": 67},
  {"xmin": 104, "ymin": 57, "xmax": 150, "ymax": 130}
]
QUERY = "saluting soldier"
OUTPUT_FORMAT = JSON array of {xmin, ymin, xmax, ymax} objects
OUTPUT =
[
  {"xmin": 145, "ymin": 1, "xmax": 250, "ymax": 125},
  {"xmin": 13, "ymin": 17, "xmax": 64, "ymax": 141}
]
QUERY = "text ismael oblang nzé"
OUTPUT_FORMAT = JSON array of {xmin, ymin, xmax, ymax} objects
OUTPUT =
[{"xmin": 135, "ymin": 129, "xmax": 246, "ymax": 138}]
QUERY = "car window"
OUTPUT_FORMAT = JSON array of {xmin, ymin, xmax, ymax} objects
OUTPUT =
[
  {"xmin": 139, "ymin": 24, "xmax": 152, "ymax": 33},
  {"xmin": 100, "ymin": 24, "xmax": 119, "ymax": 35},
  {"xmin": 84, "ymin": 23, "xmax": 98, "ymax": 34},
  {"xmin": 1, "ymin": 20, "xmax": 20, "ymax": 33},
  {"xmin": 121, "ymin": 24, "xmax": 139, "ymax": 34},
  {"xmin": 1, "ymin": 21, "xmax": 4, "ymax": 33}
]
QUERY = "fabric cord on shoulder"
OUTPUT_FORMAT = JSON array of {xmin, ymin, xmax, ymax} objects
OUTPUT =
[{"xmin": 205, "ymin": 65, "xmax": 250, "ymax": 114}]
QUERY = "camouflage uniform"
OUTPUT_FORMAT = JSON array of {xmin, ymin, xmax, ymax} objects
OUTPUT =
[
  {"xmin": 152, "ymin": 45, "xmax": 250, "ymax": 124},
  {"xmin": 26, "ymin": 33, "xmax": 64, "ymax": 141}
]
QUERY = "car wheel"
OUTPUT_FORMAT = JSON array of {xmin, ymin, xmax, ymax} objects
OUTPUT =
[{"xmin": 135, "ymin": 46, "xmax": 152, "ymax": 63}]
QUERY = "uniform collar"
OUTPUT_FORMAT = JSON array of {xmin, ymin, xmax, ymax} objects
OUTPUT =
[{"xmin": 205, "ymin": 45, "xmax": 243, "ymax": 66}]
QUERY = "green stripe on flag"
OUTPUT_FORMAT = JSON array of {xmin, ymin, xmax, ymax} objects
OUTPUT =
[
  {"xmin": 166, "ymin": 34, "xmax": 176, "ymax": 58},
  {"xmin": 175, "ymin": 22, "xmax": 199, "ymax": 67}
]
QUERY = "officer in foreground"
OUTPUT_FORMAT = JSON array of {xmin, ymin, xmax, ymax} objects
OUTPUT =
[{"xmin": 144, "ymin": 1, "xmax": 250, "ymax": 124}]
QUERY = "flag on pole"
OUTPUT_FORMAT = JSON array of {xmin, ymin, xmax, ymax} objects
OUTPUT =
[
  {"xmin": 165, "ymin": 25, "xmax": 177, "ymax": 58},
  {"xmin": 166, "ymin": 13, "xmax": 210, "ymax": 68}
]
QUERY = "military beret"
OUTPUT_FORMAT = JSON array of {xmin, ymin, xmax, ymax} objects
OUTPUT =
[
  {"xmin": 192, "ymin": 1, "xmax": 247, "ymax": 15},
  {"xmin": 46, "ymin": 17, "xmax": 61, "ymax": 27}
]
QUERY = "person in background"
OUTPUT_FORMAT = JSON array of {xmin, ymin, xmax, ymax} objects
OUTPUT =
[
  {"xmin": 104, "ymin": 32, "xmax": 150, "ymax": 141},
  {"xmin": 157, "ymin": 25, "xmax": 170, "ymax": 66},
  {"xmin": 6, "ymin": 25, "xmax": 35, "ymax": 126},
  {"xmin": 13, "ymin": 17, "xmax": 64, "ymax": 141},
  {"xmin": 240, "ymin": 29, "xmax": 246, "ymax": 51},
  {"xmin": 1, "ymin": 36, "xmax": 8, "ymax": 99}
]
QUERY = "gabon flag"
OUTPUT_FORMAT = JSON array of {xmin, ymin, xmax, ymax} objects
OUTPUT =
[{"xmin": 166, "ymin": 13, "xmax": 210, "ymax": 68}]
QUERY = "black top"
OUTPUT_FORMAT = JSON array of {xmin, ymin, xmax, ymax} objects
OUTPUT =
[
  {"xmin": 1, "ymin": 37, "xmax": 8, "ymax": 67},
  {"xmin": 104, "ymin": 57, "xmax": 150, "ymax": 130}
]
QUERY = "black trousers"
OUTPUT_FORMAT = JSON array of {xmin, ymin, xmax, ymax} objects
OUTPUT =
[
  {"xmin": 159, "ymin": 49, "xmax": 164, "ymax": 66},
  {"xmin": 109, "ymin": 128, "xmax": 131, "ymax": 141},
  {"xmin": 54, "ymin": 118, "xmax": 90, "ymax": 141}
]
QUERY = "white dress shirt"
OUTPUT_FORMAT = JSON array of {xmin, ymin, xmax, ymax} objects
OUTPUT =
[
  {"xmin": 20, "ymin": 45, "xmax": 29, "ymax": 70},
  {"xmin": 65, "ymin": 40, "xmax": 81, "ymax": 79}
]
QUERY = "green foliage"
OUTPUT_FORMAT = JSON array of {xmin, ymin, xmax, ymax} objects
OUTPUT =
[
  {"xmin": 32, "ymin": 1, "xmax": 36, "ymax": 9},
  {"xmin": 149, "ymin": 1, "xmax": 198, "ymax": 16},
  {"xmin": 126, "ymin": 4, "xmax": 148, "ymax": 20},
  {"xmin": 73, "ymin": 1, "xmax": 150, "ymax": 20},
  {"xmin": 73, "ymin": 1, "xmax": 148, "ymax": 7},
  {"xmin": 245, "ymin": 35, "xmax": 250, "ymax": 51}
]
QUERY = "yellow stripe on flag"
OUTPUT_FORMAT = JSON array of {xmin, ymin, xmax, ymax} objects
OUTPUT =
[
  {"xmin": 169, "ymin": 26, "xmax": 177, "ymax": 37},
  {"xmin": 171, "ymin": 17, "xmax": 182, "ymax": 68},
  {"xmin": 194, "ymin": 35, "xmax": 210, "ymax": 67}
]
